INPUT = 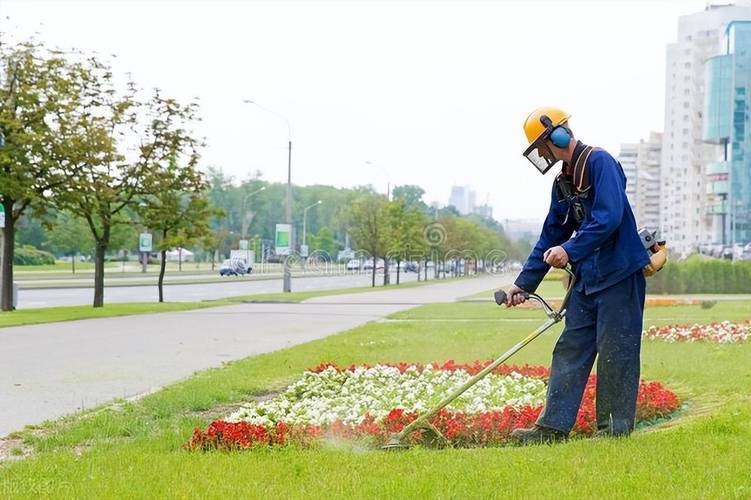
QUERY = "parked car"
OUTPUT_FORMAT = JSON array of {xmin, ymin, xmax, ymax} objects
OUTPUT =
[
  {"xmin": 346, "ymin": 259, "xmax": 361, "ymax": 271},
  {"xmin": 219, "ymin": 259, "xmax": 252, "ymax": 276},
  {"xmin": 403, "ymin": 261, "xmax": 419, "ymax": 273}
]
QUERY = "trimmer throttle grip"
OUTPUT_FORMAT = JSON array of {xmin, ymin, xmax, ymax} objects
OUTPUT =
[{"xmin": 494, "ymin": 290, "xmax": 530, "ymax": 306}]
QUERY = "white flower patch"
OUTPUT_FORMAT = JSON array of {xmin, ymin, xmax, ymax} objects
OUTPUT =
[
  {"xmin": 226, "ymin": 364, "xmax": 547, "ymax": 427},
  {"xmin": 643, "ymin": 321, "xmax": 751, "ymax": 344}
]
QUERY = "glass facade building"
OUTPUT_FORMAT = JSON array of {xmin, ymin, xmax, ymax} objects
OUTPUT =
[{"xmin": 704, "ymin": 20, "xmax": 751, "ymax": 246}]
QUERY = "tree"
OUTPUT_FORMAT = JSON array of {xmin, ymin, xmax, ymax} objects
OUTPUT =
[
  {"xmin": 138, "ymin": 157, "xmax": 215, "ymax": 302},
  {"xmin": 348, "ymin": 194, "xmax": 388, "ymax": 287},
  {"xmin": 386, "ymin": 199, "xmax": 426, "ymax": 285},
  {"xmin": 392, "ymin": 184, "xmax": 427, "ymax": 212},
  {"xmin": 201, "ymin": 226, "xmax": 230, "ymax": 271},
  {"xmin": 308, "ymin": 226, "xmax": 338, "ymax": 259},
  {"xmin": 52, "ymin": 54, "xmax": 200, "ymax": 307},
  {"xmin": 46, "ymin": 212, "xmax": 95, "ymax": 273},
  {"xmin": 0, "ymin": 41, "xmax": 68, "ymax": 310}
]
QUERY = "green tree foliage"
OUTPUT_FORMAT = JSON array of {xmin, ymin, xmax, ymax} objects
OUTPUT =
[
  {"xmin": 0, "ymin": 40, "xmax": 68, "ymax": 310},
  {"xmin": 392, "ymin": 185, "xmax": 428, "ymax": 212},
  {"xmin": 308, "ymin": 227, "xmax": 339, "ymax": 258},
  {"xmin": 138, "ymin": 157, "xmax": 217, "ymax": 302},
  {"xmin": 51, "ymin": 53, "xmax": 200, "ymax": 307},
  {"xmin": 348, "ymin": 194, "xmax": 389, "ymax": 287},
  {"xmin": 46, "ymin": 212, "xmax": 95, "ymax": 273},
  {"xmin": 386, "ymin": 199, "xmax": 426, "ymax": 284}
]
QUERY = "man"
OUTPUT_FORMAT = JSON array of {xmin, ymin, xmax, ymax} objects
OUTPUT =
[{"xmin": 506, "ymin": 107, "xmax": 650, "ymax": 443}]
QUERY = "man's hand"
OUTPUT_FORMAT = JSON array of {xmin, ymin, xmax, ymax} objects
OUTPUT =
[
  {"xmin": 544, "ymin": 246, "xmax": 569, "ymax": 268},
  {"xmin": 505, "ymin": 284, "xmax": 528, "ymax": 307}
]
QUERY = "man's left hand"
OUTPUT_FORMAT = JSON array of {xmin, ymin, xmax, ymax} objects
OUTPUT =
[{"xmin": 543, "ymin": 246, "xmax": 569, "ymax": 268}]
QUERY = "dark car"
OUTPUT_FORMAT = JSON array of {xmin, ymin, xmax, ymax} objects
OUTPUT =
[{"xmin": 219, "ymin": 259, "xmax": 252, "ymax": 276}]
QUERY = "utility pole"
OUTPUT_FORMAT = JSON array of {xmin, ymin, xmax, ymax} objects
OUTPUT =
[
  {"xmin": 243, "ymin": 99, "xmax": 293, "ymax": 292},
  {"xmin": 284, "ymin": 139, "xmax": 292, "ymax": 292}
]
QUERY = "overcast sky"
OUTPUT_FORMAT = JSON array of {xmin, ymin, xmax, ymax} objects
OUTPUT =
[{"xmin": 1, "ymin": 0, "xmax": 707, "ymax": 220}]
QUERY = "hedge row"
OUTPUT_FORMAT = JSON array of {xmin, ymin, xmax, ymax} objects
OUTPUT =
[
  {"xmin": 13, "ymin": 245, "xmax": 56, "ymax": 265},
  {"xmin": 647, "ymin": 257, "xmax": 751, "ymax": 294}
]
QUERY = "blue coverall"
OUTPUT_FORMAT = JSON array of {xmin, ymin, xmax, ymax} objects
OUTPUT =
[{"xmin": 514, "ymin": 142, "xmax": 651, "ymax": 435}]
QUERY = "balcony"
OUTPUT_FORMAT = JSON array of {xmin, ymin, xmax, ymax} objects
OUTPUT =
[
  {"xmin": 705, "ymin": 201, "xmax": 728, "ymax": 214},
  {"xmin": 705, "ymin": 161, "xmax": 729, "ymax": 175}
]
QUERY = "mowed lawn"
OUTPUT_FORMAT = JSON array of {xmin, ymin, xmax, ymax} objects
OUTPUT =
[{"xmin": 0, "ymin": 300, "xmax": 750, "ymax": 498}]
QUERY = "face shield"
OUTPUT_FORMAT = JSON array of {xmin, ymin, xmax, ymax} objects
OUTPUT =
[{"xmin": 523, "ymin": 132, "xmax": 559, "ymax": 174}]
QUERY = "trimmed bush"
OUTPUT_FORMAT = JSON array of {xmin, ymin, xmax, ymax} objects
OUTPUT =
[
  {"xmin": 647, "ymin": 256, "xmax": 751, "ymax": 294},
  {"xmin": 14, "ymin": 245, "xmax": 56, "ymax": 265}
]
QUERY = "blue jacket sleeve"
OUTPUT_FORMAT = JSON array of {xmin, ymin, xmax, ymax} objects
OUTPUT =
[
  {"xmin": 561, "ymin": 153, "xmax": 624, "ymax": 263},
  {"xmin": 514, "ymin": 182, "xmax": 575, "ymax": 292}
]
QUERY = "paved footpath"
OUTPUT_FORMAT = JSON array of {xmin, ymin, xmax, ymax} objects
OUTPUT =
[{"xmin": 0, "ymin": 274, "xmax": 511, "ymax": 436}]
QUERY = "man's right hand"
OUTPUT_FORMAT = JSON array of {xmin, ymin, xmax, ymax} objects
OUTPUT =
[{"xmin": 505, "ymin": 284, "xmax": 528, "ymax": 307}]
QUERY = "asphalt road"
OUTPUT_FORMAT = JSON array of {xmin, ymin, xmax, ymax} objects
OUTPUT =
[
  {"xmin": 0, "ymin": 274, "xmax": 511, "ymax": 436},
  {"xmin": 17, "ymin": 272, "xmax": 419, "ymax": 308}
]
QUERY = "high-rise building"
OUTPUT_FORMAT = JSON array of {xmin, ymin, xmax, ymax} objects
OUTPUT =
[
  {"xmin": 661, "ymin": 3, "xmax": 751, "ymax": 255},
  {"xmin": 617, "ymin": 143, "xmax": 639, "ymax": 211},
  {"xmin": 618, "ymin": 133, "xmax": 662, "ymax": 232},
  {"xmin": 703, "ymin": 20, "xmax": 751, "ymax": 248},
  {"xmin": 635, "ymin": 132, "xmax": 663, "ymax": 232},
  {"xmin": 448, "ymin": 186, "xmax": 473, "ymax": 214}
]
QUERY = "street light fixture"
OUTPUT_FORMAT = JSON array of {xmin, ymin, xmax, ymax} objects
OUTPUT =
[
  {"xmin": 302, "ymin": 200, "xmax": 322, "ymax": 255},
  {"xmin": 241, "ymin": 186, "xmax": 266, "ymax": 239},
  {"xmin": 243, "ymin": 99, "xmax": 293, "ymax": 292}
]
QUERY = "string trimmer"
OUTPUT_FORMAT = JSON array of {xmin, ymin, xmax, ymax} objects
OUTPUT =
[{"xmin": 381, "ymin": 265, "xmax": 576, "ymax": 450}]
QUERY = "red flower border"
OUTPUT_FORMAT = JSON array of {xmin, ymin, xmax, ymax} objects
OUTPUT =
[{"xmin": 187, "ymin": 363, "xmax": 680, "ymax": 451}]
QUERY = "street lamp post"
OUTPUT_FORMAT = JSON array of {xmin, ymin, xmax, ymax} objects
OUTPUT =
[
  {"xmin": 243, "ymin": 99, "xmax": 293, "ymax": 292},
  {"xmin": 302, "ymin": 200, "xmax": 322, "ymax": 257},
  {"xmin": 241, "ymin": 186, "xmax": 266, "ymax": 239}
]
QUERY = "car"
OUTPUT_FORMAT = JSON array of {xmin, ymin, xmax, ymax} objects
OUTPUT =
[
  {"xmin": 219, "ymin": 258, "xmax": 252, "ymax": 276},
  {"xmin": 403, "ymin": 262, "xmax": 419, "ymax": 273},
  {"xmin": 346, "ymin": 259, "xmax": 361, "ymax": 271}
]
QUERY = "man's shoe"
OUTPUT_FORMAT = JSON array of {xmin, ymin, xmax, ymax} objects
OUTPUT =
[{"xmin": 510, "ymin": 425, "xmax": 568, "ymax": 445}]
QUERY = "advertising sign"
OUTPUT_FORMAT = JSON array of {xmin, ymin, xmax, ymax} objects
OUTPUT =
[
  {"xmin": 275, "ymin": 224, "xmax": 291, "ymax": 255},
  {"xmin": 139, "ymin": 233, "xmax": 153, "ymax": 252}
]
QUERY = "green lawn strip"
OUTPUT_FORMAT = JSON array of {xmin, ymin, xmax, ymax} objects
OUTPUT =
[
  {"xmin": 461, "ymin": 279, "xmax": 566, "ymax": 301},
  {"xmin": 15, "ymin": 271, "xmax": 347, "ymax": 290},
  {"xmin": 0, "ymin": 302, "xmax": 222, "ymax": 328},
  {"xmin": 0, "ymin": 276, "xmax": 460, "ymax": 328},
  {"xmin": 392, "ymin": 298, "xmax": 751, "ymax": 324},
  {"xmin": 1, "ymin": 301, "xmax": 750, "ymax": 497}
]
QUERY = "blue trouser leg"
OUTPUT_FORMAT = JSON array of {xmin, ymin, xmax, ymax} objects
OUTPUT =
[
  {"xmin": 536, "ymin": 283, "xmax": 597, "ymax": 433},
  {"xmin": 536, "ymin": 271, "xmax": 646, "ymax": 434},
  {"xmin": 594, "ymin": 271, "xmax": 646, "ymax": 435}
]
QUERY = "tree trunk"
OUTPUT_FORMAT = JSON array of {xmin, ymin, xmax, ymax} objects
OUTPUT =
[
  {"xmin": 178, "ymin": 248, "xmax": 182, "ymax": 272},
  {"xmin": 93, "ymin": 241, "xmax": 107, "ymax": 308},
  {"xmin": 158, "ymin": 247, "xmax": 167, "ymax": 303},
  {"xmin": 424, "ymin": 257, "xmax": 428, "ymax": 281},
  {"xmin": 383, "ymin": 257, "xmax": 390, "ymax": 286},
  {"xmin": 371, "ymin": 258, "xmax": 376, "ymax": 287},
  {"xmin": 211, "ymin": 250, "xmax": 216, "ymax": 271},
  {"xmin": 396, "ymin": 259, "xmax": 401, "ymax": 285},
  {"xmin": 71, "ymin": 252, "xmax": 76, "ymax": 274},
  {"xmin": 1, "ymin": 198, "xmax": 15, "ymax": 311}
]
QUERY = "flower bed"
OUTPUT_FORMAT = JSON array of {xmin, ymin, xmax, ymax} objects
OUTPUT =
[
  {"xmin": 187, "ymin": 361, "xmax": 680, "ymax": 451},
  {"xmin": 643, "ymin": 320, "xmax": 751, "ymax": 344}
]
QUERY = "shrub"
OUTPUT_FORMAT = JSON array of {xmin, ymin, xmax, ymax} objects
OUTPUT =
[
  {"xmin": 13, "ymin": 245, "xmax": 56, "ymax": 265},
  {"xmin": 647, "ymin": 257, "xmax": 751, "ymax": 294}
]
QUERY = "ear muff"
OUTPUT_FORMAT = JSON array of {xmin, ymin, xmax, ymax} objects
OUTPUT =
[{"xmin": 550, "ymin": 127, "xmax": 571, "ymax": 148}]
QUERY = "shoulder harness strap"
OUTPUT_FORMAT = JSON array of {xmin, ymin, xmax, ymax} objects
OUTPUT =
[{"xmin": 572, "ymin": 146, "xmax": 602, "ymax": 196}]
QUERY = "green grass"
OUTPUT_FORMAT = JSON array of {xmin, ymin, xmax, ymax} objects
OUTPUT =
[
  {"xmin": 0, "ymin": 277, "xmax": 447, "ymax": 328},
  {"xmin": 463, "ymin": 279, "xmax": 567, "ymax": 301},
  {"xmin": 0, "ymin": 300, "xmax": 749, "ymax": 498}
]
